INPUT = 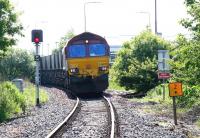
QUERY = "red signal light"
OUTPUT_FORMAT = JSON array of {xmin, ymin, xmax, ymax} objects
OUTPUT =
[
  {"xmin": 34, "ymin": 38, "xmax": 40, "ymax": 43},
  {"xmin": 32, "ymin": 30, "xmax": 43, "ymax": 44}
]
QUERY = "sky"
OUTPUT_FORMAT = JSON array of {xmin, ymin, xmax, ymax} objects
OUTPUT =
[{"xmin": 11, "ymin": 0, "xmax": 188, "ymax": 56}]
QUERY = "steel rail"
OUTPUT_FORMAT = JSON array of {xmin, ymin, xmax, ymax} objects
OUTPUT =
[
  {"xmin": 103, "ymin": 96, "xmax": 115, "ymax": 138},
  {"xmin": 45, "ymin": 97, "xmax": 80, "ymax": 138}
]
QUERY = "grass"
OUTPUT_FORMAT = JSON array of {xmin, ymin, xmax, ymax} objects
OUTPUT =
[
  {"xmin": 195, "ymin": 119, "xmax": 200, "ymax": 127},
  {"xmin": 108, "ymin": 79, "xmax": 126, "ymax": 91},
  {"xmin": 23, "ymin": 83, "xmax": 48, "ymax": 106},
  {"xmin": 142, "ymin": 84, "xmax": 172, "ymax": 104},
  {"xmin": 0, "ymin": 81, "xmax": 48, "ymax": 122},
  {"xmin": 130, "ymin": 84, "xmax": 180, "ymax": 116}
]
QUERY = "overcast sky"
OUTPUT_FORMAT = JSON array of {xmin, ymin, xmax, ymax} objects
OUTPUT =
[{"xmin": 11, "ymin": 0, "xmax": 188, "ymax": 55}]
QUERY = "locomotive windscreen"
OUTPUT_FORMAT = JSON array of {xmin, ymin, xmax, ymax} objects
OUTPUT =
[
  {"xmin": 69, "ymin": 45, "xmax": 86, "ymax": 58},
  {"xmin": 67, "ymin": 43, "xmax": 107, "ymax": 58},
  {"xmin": 89, "ymin": 44, "xmax": 106, "ymax": 56}
]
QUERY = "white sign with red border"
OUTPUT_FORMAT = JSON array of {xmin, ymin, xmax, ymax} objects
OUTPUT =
[{"xmin": 158, "ymin": 72, "xmax": 170, "ymax": 79}]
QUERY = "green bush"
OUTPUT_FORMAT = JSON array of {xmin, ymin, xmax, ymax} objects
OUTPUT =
[
  {"xmin": 0, "ymin": 82, "xmax": 26, "ymax": 122},
  {"xmin": 0, "ymin": 48, "xmax": 35, "ymax": 81},
  {"xmin": 111, "ymin": 30, "xmax": 171, "ymax": 93},
  {"xmin": 170, "ymin": 36, "xmax": 200, "ymax": 86},
  {"xmin": 0, "ymin": 81, "xmax": 48, "ymax": 122},
  {"xmin": 177, "ymin": 85, "xmax": 200, "ymax": 108}
]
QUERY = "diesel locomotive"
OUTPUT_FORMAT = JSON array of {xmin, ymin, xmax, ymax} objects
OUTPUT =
[{"xmin": 40, "ymin": 32, "xmax": 110, "ymax": 94}]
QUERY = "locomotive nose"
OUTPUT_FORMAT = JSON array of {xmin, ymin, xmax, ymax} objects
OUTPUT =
[
  {"xmin": 84, "ymin": 64, "xmax": 95, "ymax": 77},
  {"xmin": 86, "ymin": 64, "xmax": 91, "ymax": 69}
]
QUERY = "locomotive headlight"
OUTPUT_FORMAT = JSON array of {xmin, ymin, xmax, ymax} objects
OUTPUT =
[
  {"xmin": 70, "ymin": 68, "xmax": 79, "ymax": 73},
  {"xmin": 85, "ymin": 40, "xmax": 89, "ymax": 44},
  {"xmin": 99, "ymin": 66, "xmax": 107, "ymax": 71}
]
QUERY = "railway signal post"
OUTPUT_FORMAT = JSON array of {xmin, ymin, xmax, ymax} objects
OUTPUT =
[{"xmin": 31, "ymin": 30, "xmax": 43, "ymax": 106}]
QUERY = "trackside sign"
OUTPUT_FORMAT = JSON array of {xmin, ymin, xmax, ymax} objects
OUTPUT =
[
  {"xmin": 158, "ymin": 50, "xmax": 170, "ymax": 79},
  {"xmin": 169, "ymin": 82, "xmax": 183, "ymax": 97},
  {"xmin": 158, "ymin": 72, "xmax": 170, "ymax": 79}
]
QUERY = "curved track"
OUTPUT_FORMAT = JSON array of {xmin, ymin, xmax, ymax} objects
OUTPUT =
[
  {"xmin": 103, "ymin": 96, "xmax": 116, "ymax": 138},
  {"xmin": 45, "ymin": 96, "xmax": 80, "ymax": 138},
  {"xmin": 46, "ymin": 94, "xmax": 117, "ymax": 138}
]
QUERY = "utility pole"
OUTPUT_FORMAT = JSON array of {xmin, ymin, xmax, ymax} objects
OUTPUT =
[
  {"xmin": 84, "ymin": 3, "xmax": 86, "ymax": 32},
  {"xmin": 84, "ymin": 1, "xmax": 102, "ymax": 32},
  {"xmin": 155, "ymin": 0, "xmax": 158, "ymax": 34}
]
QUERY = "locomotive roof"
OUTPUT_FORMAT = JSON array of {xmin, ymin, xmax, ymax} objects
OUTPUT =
[{"xmin": 67, "ymin": 32, "xmax": 108, "ymax": 46}]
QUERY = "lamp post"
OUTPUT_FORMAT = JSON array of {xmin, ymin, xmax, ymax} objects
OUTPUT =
[
  {"xmin": 136, "ymin": 11, "xmax": 151, "ymax": 29},
  {"xmin": 84, "ymin": 1, "xmax": 102, "ymax": 32}
]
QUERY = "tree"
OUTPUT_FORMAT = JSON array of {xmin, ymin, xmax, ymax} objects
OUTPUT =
[
  {"xmin": 171, "ymin": 0, "xmax": 200, "ymax": 85},
  {"xmin": 0, "ymin": 0, "xmax": 23, "ymax": 58},
  {"xmin": 52, "ymin": 28, "xmax": 75, "ymax": 54},
  {"xmin": 180, "ymin": 0, "xmax": 200, "ymax": 40},
  {"xmin": 111, "ymin": 30, "xmax": 171, "ymax": 93},
  {"xmin": 170, "ymin": 0, "xmax": 200, "ymax": 107},
  {"xmin": 0, "ymin": 48, "xmax": 35, "ymax": 81}
]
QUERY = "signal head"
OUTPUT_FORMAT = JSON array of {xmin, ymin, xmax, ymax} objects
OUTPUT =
[{"xmin": 32, "ymin": 30, "xmax": 43, "ymax": 44}]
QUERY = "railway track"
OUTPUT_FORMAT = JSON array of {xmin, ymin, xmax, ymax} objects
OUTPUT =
[{"xmin": 46, "ymin": 94, "xmax": 117, "ymax": 138}]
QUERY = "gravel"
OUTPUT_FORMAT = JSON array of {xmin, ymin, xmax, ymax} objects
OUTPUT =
[
  {"xmin": 107, "ymin": 90, "xmax": 200, "ymax": 138},
  {"xmin": 1, "ymin": 88, "xmax": 199, "ymax": 138},
  {"xmin": 59, "ymin": 98, "xmax": 109, "ymax": 138},
  {"xmin": 0, "ymin": 87, "xmax": 76, "ymax": 138}
]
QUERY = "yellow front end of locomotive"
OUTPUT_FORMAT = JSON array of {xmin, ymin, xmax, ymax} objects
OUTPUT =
[{"xmin": 67, "ymin": 56, "xmax": 109, "ymax": 78}]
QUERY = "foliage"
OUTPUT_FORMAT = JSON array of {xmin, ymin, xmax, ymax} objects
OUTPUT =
[
  {"xmin": 23, "ymin": 83, "xmax": 48, "ymax": 106},
  {"xmin": 0, "ymin": 0, "xmax": 23, "ymax": 59},
  {"xmin": 52, "ymin": 28, "xmax": 75, "ymax": 54},
  {"xmin": 169, "ymin": 0, "xmax": 200, "ymax": 108},
  {"xmin": 108, "ymin": 79, "xmax": 125, "ymax": 91},
  {"xmin": 170, "ymin": 36, "xmax": 200, "ymax": 85},
  {"xmin": 111, "ymin": 30, "xmax": 171, "ymax": 93},
  {"xmin": 142, "ymin": 84, "xmax": 171, "ymax": 104},
  {"xmin": 141, "ymin": 82, "xmax": 200, "ymax": 108},
  {"xmin": 167, "ymin": 38, "xmax": 200, "ymax": 108},
  {"xmin": 176, "ymin": 85, "xmax": 200, "ymax": 108},
  {"xmin": 143, "ymin": 84, "xmax": 200, "ymax": 108},
  {"xmin": 172, "ymin": 0, "xmax": 200, "ymax": 85},
  {"xmin": 0, "ymin": 48, "xmax": 35, "ymax": 81},
  {"xmin": 0, "ymin": 82, "xmax": 25, "ymax": 122},
  {"xmin": 179, "ymin": 0, "xmax": 200, "ymax": 40},
  {"xmin": 0, "ymin": 81, "xmax": 48, "ymax": 122}
]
